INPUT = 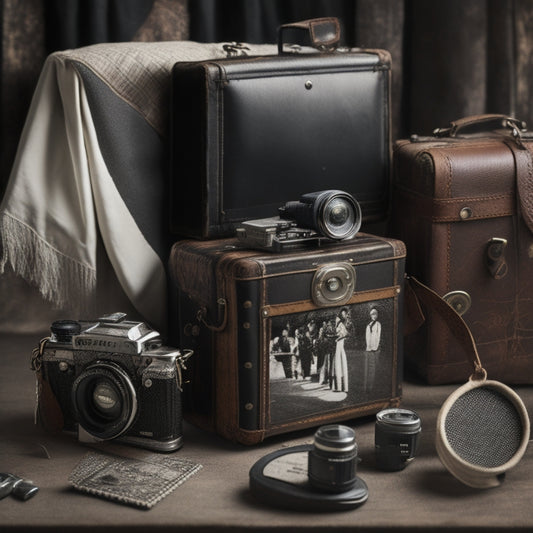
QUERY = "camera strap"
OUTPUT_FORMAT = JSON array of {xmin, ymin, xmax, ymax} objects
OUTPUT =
[
  {"xmin": 404, "ymin": 275, "xmax": 486, "ymax": 380},
  {"xmin": 31, "ymin": 338, "xmax": 65, "ymax": 432},
  {"xmin": 175, "ymin": 349, "xmax": 194, "ymax": 391}
]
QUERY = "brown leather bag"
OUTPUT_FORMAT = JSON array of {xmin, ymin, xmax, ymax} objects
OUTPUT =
[{"xmin": 392, "ymin": 114, "xmax": 533, "ymax": 384}]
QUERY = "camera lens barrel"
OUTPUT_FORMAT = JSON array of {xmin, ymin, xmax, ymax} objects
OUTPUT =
[
  {"xmin": 316, "ymin": 191, "xmax": 361, "ymax": 240},
  {"xmin": 282, "ymin": 190, "xmax": 362, "ymax": 241},
  {"xmin": 375, "ymin": 408, "xmax": 421, "ymax": 471},
  {"xmin": 71, "ymin": 362, "xmax": 138, "ymax": 441},
  {"xmin": 308, "ymin": 425, "xmax": 358, "ymax": 493}
]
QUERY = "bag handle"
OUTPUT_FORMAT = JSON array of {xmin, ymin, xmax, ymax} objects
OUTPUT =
[
  {"xmin": 278, "ymin": 17, "xmax": 340, "ymax": 54},
  {"xmin": 433, "ymin": 114, "xmax": 533, "ymax": 234},
  {"xmin": 433, "ymin": 114, "xmax": 526, "ymax": 145},
  {"xmin": 405, "ymin": 276, "xmax": 487, "ymax": 382}
]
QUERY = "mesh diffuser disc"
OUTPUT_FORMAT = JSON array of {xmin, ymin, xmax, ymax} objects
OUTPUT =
[
  {"xmin": 445, "ymin": 387, "xmax": 522, "ymax": 468},
  {"xmin": 436, "ymin": 379, "xmax": 530, "ymax": 489}
]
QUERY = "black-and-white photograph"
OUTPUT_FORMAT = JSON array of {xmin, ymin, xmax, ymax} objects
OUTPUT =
[{"xmin": 268, "ymin": 298, "xmax": 395, "ymax": 425}]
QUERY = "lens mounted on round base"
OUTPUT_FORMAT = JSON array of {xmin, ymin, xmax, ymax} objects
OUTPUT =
[{"xmin": 249, "ymin": 445, "xmax": 368, "ymax": 512}]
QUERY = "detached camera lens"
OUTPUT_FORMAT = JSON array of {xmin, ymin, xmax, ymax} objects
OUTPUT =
[
  {"xmin": 375, "ymin": 408, "xmax": 421, "ymax": 471},
  {"xmin": 308, "ymin": 424, "xmax": 358, "ymax": 493}
]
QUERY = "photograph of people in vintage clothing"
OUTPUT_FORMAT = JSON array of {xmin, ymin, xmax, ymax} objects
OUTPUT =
[
  {"xmin": 268, "ymin": 298, "xmax": 395, "ymax": 425},
  {"xmin": 364, "ymin": 307, "xmax": 382, "ymax": 393},
  {"xmin": 330, "ymin": 307, "xmax": 350, "ymax": 393}
]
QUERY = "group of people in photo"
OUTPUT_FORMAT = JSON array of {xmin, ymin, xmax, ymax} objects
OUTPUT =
[{"xmin": 269, "ymin": 304, "xmax": 383, "ymax": 396}]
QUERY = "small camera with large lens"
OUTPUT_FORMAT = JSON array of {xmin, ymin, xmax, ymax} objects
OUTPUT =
[
  {"xmin": 31, "ymin": 312, "xmax": 192, "ymax": 452},
  {"xmin": 236, "ymin": 190, "xmax": 362, "ymax": 251}
]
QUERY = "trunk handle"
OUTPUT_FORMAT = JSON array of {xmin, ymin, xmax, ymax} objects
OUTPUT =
[
  {"xmin": 433, "ymin": 114, "xmax": 526, "ymax": 148},
  {"xmin": 278, "ymin": 17, "xmax": 340, "ymax": 55}
]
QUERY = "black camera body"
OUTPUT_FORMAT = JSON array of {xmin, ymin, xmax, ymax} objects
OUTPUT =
[
  {"xmin": 32, "ymin": 313, "xmax": 192, "ymax": 452},
  {"xmin": 236, "ymin": 190, "xmax": 362, "ymax": 251}
]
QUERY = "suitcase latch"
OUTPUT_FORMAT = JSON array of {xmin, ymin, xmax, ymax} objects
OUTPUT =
[
  {"xmin": 312, "ymin": 263, "xmax": 356, "ymax": 307},
  {"xmin": 485, "ymin": 238, "xmax": 508, "ymax": 279}
]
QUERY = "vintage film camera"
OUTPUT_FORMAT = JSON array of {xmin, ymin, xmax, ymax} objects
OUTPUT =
[
  {"xmin": 31, "ymin": 313, "xmax": 192, "ymax": 452},
  {"xmin": 236, "ymin": 190, "xmax": 362, "ymax": 251},
  {"xmin": 170, "ymin": 190, "xmax": 405, "ymax": 444}
]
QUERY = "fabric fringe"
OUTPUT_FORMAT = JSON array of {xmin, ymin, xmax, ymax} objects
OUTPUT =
[{"xmin": 0, "ymin": 212, "xmax": 96, "ymax": 312}]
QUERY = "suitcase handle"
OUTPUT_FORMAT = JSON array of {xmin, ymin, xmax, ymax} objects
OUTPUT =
[
  {"xmin": 433, "ymin": 114, "xmax": 526, "ymax": 144},
  {"xmin": 433, "ymin": 114, "xmax": 533, "ymax": 234},
  {"xmin": 278, "ymin": 17, "xmax": 341, "ymax": 54}
]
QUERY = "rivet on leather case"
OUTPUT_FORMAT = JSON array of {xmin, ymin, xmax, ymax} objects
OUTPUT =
[
  {"xmin": 459, "ymin": 207, "xmax": 472, "ymax": 220},
  {"xmin": 443, "ymin": 291, "xmax": 472, "ymax": 316}
]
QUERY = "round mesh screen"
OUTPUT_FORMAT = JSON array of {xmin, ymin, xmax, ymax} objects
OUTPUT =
[{"xmin": 444, "ymin": 387, "xmax": 523, "ymax": 468}]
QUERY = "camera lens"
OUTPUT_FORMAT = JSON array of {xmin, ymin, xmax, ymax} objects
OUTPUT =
[
  {"xmin": 72, "ymin": 362, "xmax": 137, "ymax": 440},
  {"xmin": 327, "ymin": 200, "xmax": 349, "ymax": 226},
  {"xmin": 317, "ymin": 192, "xmax": 361, "ymax": 240},
  {"xmin": 281, "ymin": 190, "xmax": 362, "ymax": 241},
  {"xmin": 375, "ymin": 408, "xmax": 421, "ymax": 471},
  {"xmin": 92, "ymin": 382, "xmax": 122, "ymax": 419},
  {"xmin": 308, "ymin": 424, "xmax": 358, "ymax": 493}
]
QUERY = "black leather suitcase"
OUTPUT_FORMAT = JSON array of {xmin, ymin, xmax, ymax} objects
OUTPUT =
[
  {"xmin": 169, "ymin": 234, "xmax": 405, "ymax": 444},
  {"xmin": 170, "ymin": 18, "xmax": 391, "ymax": 239}
]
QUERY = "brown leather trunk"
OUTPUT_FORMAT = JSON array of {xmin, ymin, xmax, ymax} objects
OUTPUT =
[
  {"xmin": 392, "ymin": 115, "xmax": 533, "ymax": 384},
  {"xmin": 169, "ymin": 235, "xmax": 405, "ymax": 444}
]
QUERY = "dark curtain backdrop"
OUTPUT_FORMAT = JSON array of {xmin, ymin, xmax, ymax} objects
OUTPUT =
[
  {"xmin": 2, "ymin": 0, "xmax": 533, "ymax": 197},
  {"xmin": 0, "ymin": 0, "xmax": 189, "ymax": 198},
  {"xmin": 189, "ymin": 0, "xmax": 533, "ymax": 142}
]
